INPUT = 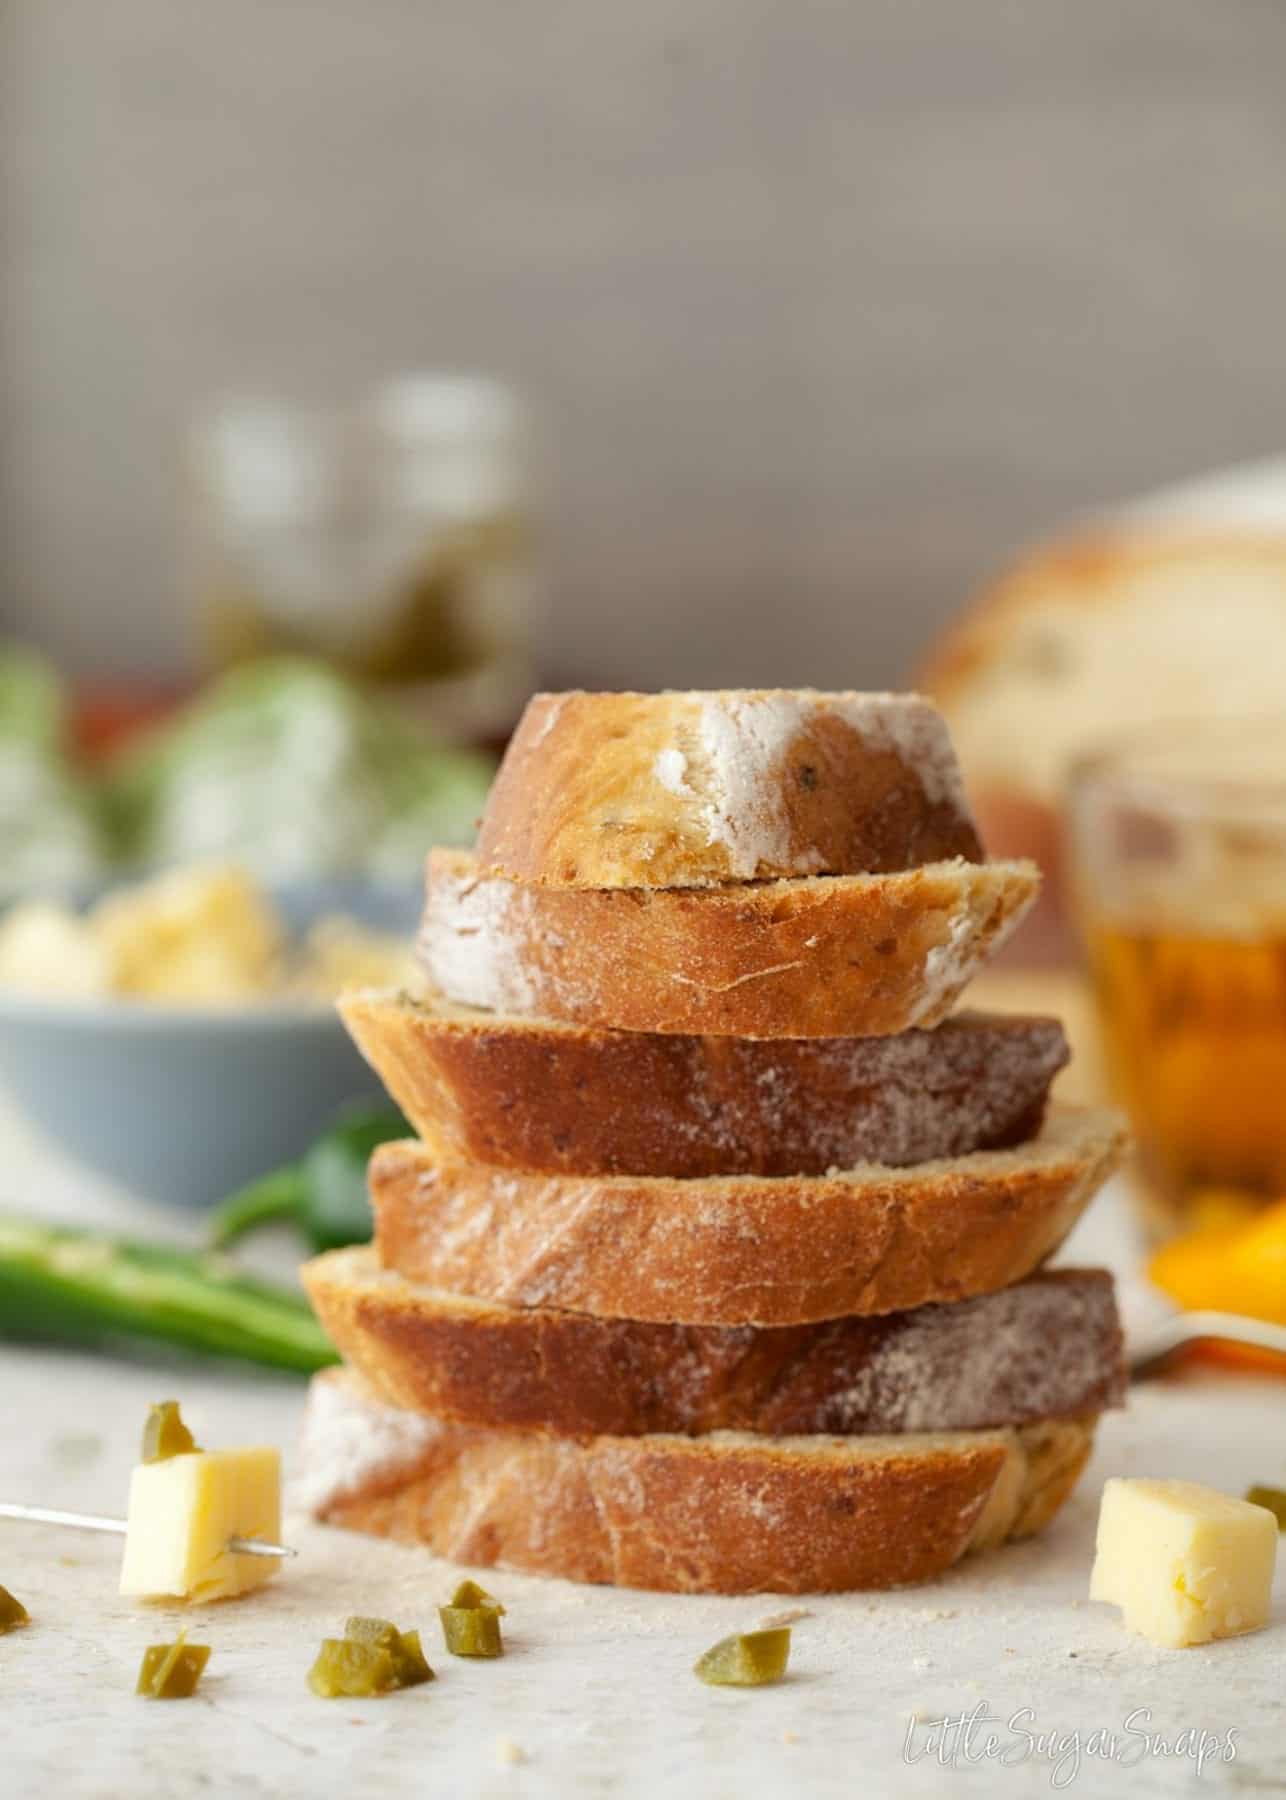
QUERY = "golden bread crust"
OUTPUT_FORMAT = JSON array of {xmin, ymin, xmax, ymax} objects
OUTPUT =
[
  {"xmin": 369, "ymin": 1105, "xmax": 1127, "ymax": 1326},
  {"xmin": 340, "ymin": 989, "xmax": 1068, "ymax": 1177},
  {"xmin": 299, "ymin": 1369, "xmax": 1097, "ymax": 1594},
  {"xmin": 475, "ymin": 689, "xmax": 982, "ymax": 887},
  {"xmin": 420, "ymin": 850, "xmax": 1039, "ymax": 1037},
  {"xmin": 303, "ymin": 1248, "xmax": 1126, "ymax": 1438}
]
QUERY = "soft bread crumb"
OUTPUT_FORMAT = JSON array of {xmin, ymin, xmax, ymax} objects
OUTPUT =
[
  {"xmin": 495, "ymin": 1737, "xmax": 527, "ymax": 1767},
  {"xmin": 757, "ymin": 1607, "xmax": 813, "ymax": 1629}
]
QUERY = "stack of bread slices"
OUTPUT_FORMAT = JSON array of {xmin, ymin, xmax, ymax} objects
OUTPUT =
[{"xmin": 299, "ymin": 689, "xmax": 1128, "ymax": 1595}]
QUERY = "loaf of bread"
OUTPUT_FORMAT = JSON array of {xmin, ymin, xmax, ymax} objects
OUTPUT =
[
  {"xmin": 369, "ymin": 1104, "xmax": 1126, "ymax": 1326},
  {"xmin": 918, "ymin": 530, "xmax": 1286, "ymax": 953},
  {"xmin": 420, "ymin": 849, "xmax": 1039, "ymax": 1038},
  {"xmin": 341, "ymin": 989, "xmax": 1068, "ymax": 1178},
  {"xmin": 296, "ymin": 1367, "xmax": 1098, "ymax": 1594},
  {"xmin": 304, "ymin": 1249, "xmax": 1126, "ymax": 1439},
  {"xmin": 921, "ymin": 531, "xmax": 1286, "ymax": 818},
  {"xmin": 474, "ymin": 689, "xmax": 983, "ymax": 887}
]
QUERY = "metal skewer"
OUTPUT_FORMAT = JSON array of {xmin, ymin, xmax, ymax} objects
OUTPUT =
[
  {"xmin": 1129, "ymin": 1310, "xmax": 1286, "ymax": 1380},
  {"xmin": 0, "ymin": 1501, "xmax": 294, "ymax": 1558}
]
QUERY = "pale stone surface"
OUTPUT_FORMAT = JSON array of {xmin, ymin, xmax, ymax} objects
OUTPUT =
[{"xmin": 1, "ymin": 1097, "xmax": 1283, "ymax": 1795}]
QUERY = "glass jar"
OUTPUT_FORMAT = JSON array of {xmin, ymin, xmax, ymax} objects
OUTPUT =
[{"xmin": 191, "ymin": 376, "xmax": 539, "ymax": 740}]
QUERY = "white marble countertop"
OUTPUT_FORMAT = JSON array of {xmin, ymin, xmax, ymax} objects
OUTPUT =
[{"xmin": 2, "ymin": 1098, "xmax": 1283, "ymax": 1799}]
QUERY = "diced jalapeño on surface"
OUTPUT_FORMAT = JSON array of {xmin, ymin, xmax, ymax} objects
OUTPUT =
[
  {"xmin": 309, "ymin": 1617, "xmax": 434, "ymax": 1696},
  {"xmin": 440, "ymin": 1607, "xmax": 503, "ymax": 1658},
  {"xmin": 447, "ymin": 1579, "xmax": 505, "ymax": 1614},
  {"xmin": 0, "ymin": 1585, "xmax": 29, "ymax": 1632},
  {"xmin": 141, "ymin": 1400, "xmax": 200, "ymax": 1463},
  {"xmin": 694, "ymin": 1628, "xmax": 791, "ymax": 1687},
  {"xmin": 1245, "ymin": 1485, "xmax": 1286, "ymax": 1530},
  {"xmin": 344, "ymin": 1615, "xmax": 400, "ymax": 1650},
  {"xmin": 136, "ymin": 1631, "xmax": 211, "ymax": 1698},
  {"xmin": 388, "ymin": 1629, "xmax": 433, "ymax": 1688},
  {"xmin": 439, "ymin": 1578, "xmax": 505, "ymax": 1658},
  {"xmin": 309, "ymin": 1638, "xmax": 395, "ymax": 1698}
]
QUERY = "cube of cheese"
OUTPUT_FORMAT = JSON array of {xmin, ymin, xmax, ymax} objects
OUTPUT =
[
  {"xmin": 119, "ymin": 1447, "xmax": 281, "ymax": 1603},
  {"xmin": 1090, "ymin": 1477, "xmax": 1277, "ymax": 1648}
]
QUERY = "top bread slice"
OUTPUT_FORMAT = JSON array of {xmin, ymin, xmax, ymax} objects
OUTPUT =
[
  {"xmin": 475, "ymin": 689, "xmax": 983, "ymax": 887},
  {"xmin": 421, "ymin": 849, "xmax": 1039, "ymax": 1038}
]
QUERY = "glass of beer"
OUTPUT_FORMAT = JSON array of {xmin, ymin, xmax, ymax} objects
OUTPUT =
[{"xmin": 1069, "ymin": 718, "xmax": 1286, "ymax": 1241}]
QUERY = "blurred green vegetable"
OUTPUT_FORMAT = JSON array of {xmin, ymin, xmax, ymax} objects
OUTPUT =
[
  {"xmin": 0, "ymin": 645, "xmax": 67, "ymax": 749},
  {"xmin": 0, "ymin": 644, "xmax": 104, "ymax": 897},
  {"xmin": 0, "ymin": 1214, "xmax": 337, "ymax": 1373},
  {"xmin": 104, "ymin": 658, "xmax": 493, "ymax": 878},
  {"xmin": 208, "ymin": 1103, "xmax": 408, "ymax": 1253},
  {"xmin": 0, "ymin": 648, "xmax": 493, "ymax": 897}
]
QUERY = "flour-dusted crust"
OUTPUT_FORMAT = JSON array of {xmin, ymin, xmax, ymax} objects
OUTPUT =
[
  {"xmin": 298, "ymin": 1369, "xmax": 1098, "ymax": 1593},
  {"xmin": 369, "ymin": 1105, "xmax": 1127, "ymax": 1326},
  {"xmin": 419, "ymin": 850, "xmax": 1039, "ymax": 1038},
  {"xmin": 475, "ymin": 689, "xmax": 983, "ymax": 887},
  {"xmin": 304, "ymin": 1249, "xmax": 1126, "ymax": 1438},
  {"xmin": 340, "ymin": 989, "xmax": 1068, "ymax": 1178}
]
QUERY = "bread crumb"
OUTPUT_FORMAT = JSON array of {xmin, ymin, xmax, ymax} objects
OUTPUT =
[
  {"xmin": 782, "ymin": 1730, "xmax": 800, "ymax": 1744},
  {"xmin": 756, "ymin": 1607, "xmax": 812, "ymax": 1629},
  {"xmin": 495, "ymin": 1738, "xmax": 527, "ymax": 1767}
]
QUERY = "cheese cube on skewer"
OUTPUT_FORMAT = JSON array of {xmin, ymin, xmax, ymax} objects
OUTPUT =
[{"xmin": 120, "ymin": 1448, "xmax": 281, "ymax": 1603}]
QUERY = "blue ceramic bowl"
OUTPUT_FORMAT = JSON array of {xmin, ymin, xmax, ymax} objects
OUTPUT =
[{"xmin": 0, "ymin": 878, "xmax": 421, "ymax": 1208}]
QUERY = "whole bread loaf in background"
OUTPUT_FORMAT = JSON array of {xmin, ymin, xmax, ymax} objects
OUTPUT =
[
  {"xmin": 369, "ymin": 1104, "xmax": 1126, "ymax": 1326},
  {"xmin": 475, "ymin": 689, "xmax": 982, "ymax": 886},
  {"xmin": 919, "ymin": 527, "xmax": 1286, "ymax": 957},
  {"xmin": 297, "ymin": 1368, "xmax": 1099, "ymax": 1594},
  {"xmin": 421, "ymin": 849, "xmax": 1038, "ymax": 1038},
  {"xmin": 341, "ymin": 989, "xmax": 1068, "ymax": 1178},
  {"xmin": 304, "ymin": 1249, "xmax": 1125, "ymax": 1439}
]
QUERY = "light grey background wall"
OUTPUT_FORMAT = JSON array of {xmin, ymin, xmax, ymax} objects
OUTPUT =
[{"xmin": 4, "ymin": 1, "xmax": 1286, "ymax": 690}]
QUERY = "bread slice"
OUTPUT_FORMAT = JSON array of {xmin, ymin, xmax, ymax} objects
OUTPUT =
[
  {"xmin": 475, "ymin": 689, "xmax": 982, "ymax": 887},
  {"xmin": 369, "ymin": 1104, "xmax": 1127, "ymax": 1326},
  {"xmin": 340, "ymin": 988, "xmax": 1069, "ymax": 1178},
  {"xmin": 304, "ymin": 1249, "xmax": 1126, "ymax": 1438},
  {"xmin": 420, "ymin": 849, "xmax": 1039, "ymax": 1038},
  {"xmin": 296, "ymin": 1368, "xmax": 1098, "ymax": 1593}
]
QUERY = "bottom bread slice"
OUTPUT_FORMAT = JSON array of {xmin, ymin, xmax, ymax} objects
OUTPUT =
[{"xmin": 296, "ymin": 1368, "xmax": 1098, "ymax": 1594}]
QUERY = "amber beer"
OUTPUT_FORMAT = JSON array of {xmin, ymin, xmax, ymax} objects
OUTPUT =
[
  {"xmin": 1086, "ymin": 918, "xmax": 1286, "ymax": 1235},
  {"xmin": 1070, "ymin": 718, "xmax": 1286, "ymax": 1239}
]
